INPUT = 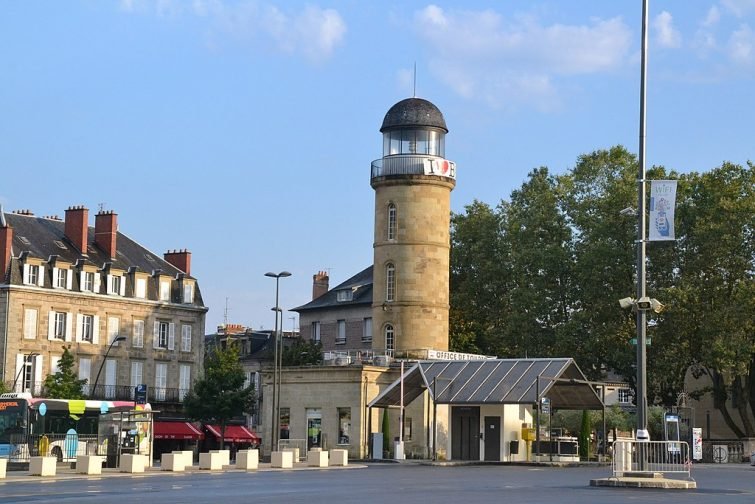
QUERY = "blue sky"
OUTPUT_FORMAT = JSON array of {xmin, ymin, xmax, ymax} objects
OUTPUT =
[{"xmin": 1, "ymin": 1, "xmax": 753, "ymax": 333}]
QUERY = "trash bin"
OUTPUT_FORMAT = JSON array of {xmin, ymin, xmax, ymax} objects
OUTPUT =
[{"xmin": 510, "ymin": 440, "xmax": 519, "ymax": 455}]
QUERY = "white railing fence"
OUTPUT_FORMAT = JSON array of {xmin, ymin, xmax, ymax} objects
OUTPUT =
[{"xmin": 612, "ymin": 440, "xmax": 693, "ymax": 480}]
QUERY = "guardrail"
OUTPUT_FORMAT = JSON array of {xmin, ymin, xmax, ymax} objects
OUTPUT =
[
  {"xmin": 2, "ymin": 433, "xmax": 104, "ymax": 462},
  {"xmin": 612, "ymin": 440, "xmax": 692, "ymax": 479}
]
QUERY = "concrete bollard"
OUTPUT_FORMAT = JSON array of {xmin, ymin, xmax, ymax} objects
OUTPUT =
[{"xmin": 236, "ymin": 449, "xmax": 259, "ymax": 470}]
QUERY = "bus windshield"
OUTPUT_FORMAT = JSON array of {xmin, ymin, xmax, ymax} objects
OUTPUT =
[{"xmin": 0, "ymin": 398, "xmax": 28, "ymax": 447}]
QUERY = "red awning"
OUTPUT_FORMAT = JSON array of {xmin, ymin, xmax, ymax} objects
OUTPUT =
[
  {"xmin": 154, "ymin": 421, "xmax": 204, "ymax": 440},
  {"xmin": 206, "ymin": 424, "xmax": 261, "ymax": 444}
]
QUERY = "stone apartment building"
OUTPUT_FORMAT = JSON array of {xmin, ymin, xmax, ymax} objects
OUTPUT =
[{"xmin": 0, "ymin": 205, "xmax": 207, "ymax": 413}]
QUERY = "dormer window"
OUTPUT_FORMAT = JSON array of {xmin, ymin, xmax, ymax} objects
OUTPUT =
[
  {"xmin": 159, "ymin": 279, "xmax": 171, "ymax": 301},
  {"xmin": 182, "ymin": 282, "xmax": 194, "ymax": 304},
  {"xmin": 336, "ymin": 289, "xmax": 353, "ymax": 302},
  {"xmin": 23, "ymin": 264, "xmax": 44, "ymax": 286},
  {"xmin": 54, "ymin": 267, "xmax": 72, "ymax": 289}
]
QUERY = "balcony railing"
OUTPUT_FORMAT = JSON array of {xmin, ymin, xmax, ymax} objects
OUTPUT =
[
  {"xmin": 2, "ymin": 381, "xmax": 189, "ymax": 404},
  {"xmin": 371, "ymin": 154, "xmax": 455, "ymax": 180}
]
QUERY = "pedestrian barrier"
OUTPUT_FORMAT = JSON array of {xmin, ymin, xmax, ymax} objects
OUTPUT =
[
  {"xmin": 271, "ymin": 450, "xmax": 293, "ymax": 469},
  {"xmin": 119, "ymin": 454, "xmax": 148, "ymax": 473},
  {"xmin": 329, "ymin": 449, "xmax": 348, "ymax": 467},
  {"xmin": 611, "ymin": 440, "xmax": 692, "ymax": 479},
  {"xmin": 29, "ymin": 456, "xmax": 57, "ymax": 476},
  {"xmin": 76, "ymin": 455, "xmax": 105, "ymax": 475},
  {"xmin": 160, "ymin": 453, "xmax": 185, "ymax": 472},
  {"xmin": 0, "ymin": 457, "xmax": 7, "ymax": 479},
  {"xmin": 308, "ymin": 448, "xmax": 328, "ymax": 467},
  {"xmin": 199, "ymin": 452, "xmax": 224, "ymax": 470},
  {"xmin": 236, "ymin": 449, "xmax": 259, "ymax": 470},
  {"xmin": 209, "ymin": 449, "xmax": 230, "ymax": 467}
]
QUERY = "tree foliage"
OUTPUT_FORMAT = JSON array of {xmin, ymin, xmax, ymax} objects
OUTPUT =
[
  {"xmin": 282, "ymin": 338, "xmax": 323, "ymax": 366},
  {"xmin": 183, "ymin": 341, "xmax": 255, "ymax": 448},
  {"xmin": 43, "ymin": 346, "xmax": 86, "ymax": 399},
  {"xmin": 450, "ymin": 147, "xmax": 755, "ymax": 435}
]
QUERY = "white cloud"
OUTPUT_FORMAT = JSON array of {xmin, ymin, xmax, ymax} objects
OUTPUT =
[
  {"xmin": 721, "ymin": 0, "xmax": 755, "ymax": 17},
  {"xmin": 120, "ymin": 1, "xmax": 346, "ymax": 63},
  {"xmin": 413, "ymin": 5, "xmax": 632, "ymax": 110},
  {"xmin": 728, "ymin": 24, "xmax": 755, "ymax": 63},
  {"xmin": 653, "ymin": 11, "xmax": 682, "ymax": 48},
  {"xmin": 702, "ymin": 6, "xmax": 721, "ymax": 27}
]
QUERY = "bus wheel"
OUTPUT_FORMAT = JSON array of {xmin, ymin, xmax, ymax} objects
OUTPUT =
[{"xmin": 51, "ymin": 446, "xmax": 63, "ymax": 462}]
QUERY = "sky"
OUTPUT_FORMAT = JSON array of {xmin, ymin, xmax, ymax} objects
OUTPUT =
[{"xmin": 1, "ymin": 1, "xmax": 753, "ymax": 334}]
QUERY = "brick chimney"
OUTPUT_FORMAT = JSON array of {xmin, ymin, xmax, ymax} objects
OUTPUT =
[
  {"xmin": 164, "ymin": 249, "xmax": 191, "ymax": 275},
  {"xmin": 64, "ymin": 206, "xmax": 89, "ymax": 254},
  {"xmin": 0, "ymin": 211, "xmax": 12, "ymax": 283},
  {"xmin": 312, "ymin": 270, "xmax": 329, "ymax": 300},
  {"xmin": 95, "ymin": 210, "xmax": 118, "ymax": 258}
]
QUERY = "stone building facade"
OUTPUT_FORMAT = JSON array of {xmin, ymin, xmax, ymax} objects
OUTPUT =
[{"xmin": 0, "ymin": 206, "xmax": 207, "ymax": 413}]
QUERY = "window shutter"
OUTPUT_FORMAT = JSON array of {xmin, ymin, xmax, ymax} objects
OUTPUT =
[
  {"xmin": 48, "ymin": 311, "xmax": 55, "ymax": 340},
  {"xmin": 76, "ymin": 314, "xmax": 83, "ymax": 342},
  {"xmin": 168, "ymin": 323, "xmax": 175, "ymax": 350},
  {"xmin": 106, "ymin": 275, "xmax": 113, "ymax": 294},
  {"xmin": 52, "ymin": 267, "xmax": 59, "ymax": 286},
  {"xmin": 65, "ymin": 313, "xmax": 73, "ymax": 342},
  {"xmin": 37, "ymin": 266, "xmax": 45, "ymax": 286},
  {"xmin": 153, "ymin": 321, "xmax": 159, "ymax": 349},
  {"xmin": 119, "ymin": 276, "xmax": 126, "ymax": 296},
  {"xmin": 92, "ymin": 315, "xmax": 100, "ymax": 344},
  {"xmin": 23, "ymin": 264, "xmax": 30, "ymax": 284},
  {"xmin": 50, "ymin": 355, "xmax": 61, "ymax": 374},
  {"xmin": 79, "ymin": 271, "xmax": 86, "ymax": 291},
  {"xmin": 66, "ymin": 269, "xmax": 73, "ymax": 290},
  {"xmin": 94, "ymin": 273, "xmax": 101, "ymax": 293},
  {"xmin": 34, "ymin": 355, "xmax": 43, "ymax": 393},
  {"xmin": 15, "ymin": 354, "xmax": 24, "ymax": 392}
]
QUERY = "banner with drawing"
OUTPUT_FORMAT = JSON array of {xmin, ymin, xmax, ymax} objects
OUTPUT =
[{"xmin": 649, "ymin": 180, "xmax": 677, "ymax": 241}]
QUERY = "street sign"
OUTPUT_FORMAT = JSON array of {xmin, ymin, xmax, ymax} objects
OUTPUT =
[
  {"xmin": 135, "ymin": 384, "xmax": 148, "ymax": 405},
  {"xmin": 541, "ymin": 397, "xmax": 551, "ymax": 414}
]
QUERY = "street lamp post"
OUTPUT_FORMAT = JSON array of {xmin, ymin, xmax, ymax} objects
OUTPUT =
[
  {"xmin": 265, "ymin": 271, "xmax": 291, "ymax": 453},
  {"xmin": 12, "ymin": 352, "xmax": 39, "ymax": 392},
  {"xmin": 91, "ymin": 336, "xmax": 127, "ymax": 398}
]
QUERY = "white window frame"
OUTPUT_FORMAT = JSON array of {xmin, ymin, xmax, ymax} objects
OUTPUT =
[
  {"xmin": 385, "ymin": 263, "xmax": 395, "ymax": 302},
  {"xmin": 23, "ymin": 308, "xmax": 37, "ymax": 340},
  {"xmin": 53, "ymin": 311, "xmax": 66, "ymax": 340},
  {"xmin": 179, "ymin": 364, "xmax": 191, "ymax": 400},
  {"xmin": 108, "ymin": 274, "xmax": 124, "ymax": 296},
  {"xmin": 362, "ymin": 317, "xmax": 372, "ymax": 342},
  {"xmin": 183, "ymin": 283, "xmax": 194, "ymax": 304},
  {"xmin": 618, "ymin": 388, "xmax": 632, "ymax": 404},
  {"xmin": 54, "ymin": 267, "xmax": 70, "ymax": 289},
  {"xmin": 23, "ymin": 264, "xmax": 44, "ymax": 286},
  {"xmin": 385, "ymin": 324, "xmax": 395, "ymax": 353},
  {"xmin": 82, "ymin": 271, "xmax": 96, "ymax": 292},
  {"xmin": 153, "ymin": 321, "xmax": 174, "ymax": 350},
  {"xmin": 387, "ymin": 203, "xmax": 397, "ymax": 240},
  {"xmin": 135, "ymin": 278, "xmax": 147, "ymax": 299},
  {"xmin": 133, "ymin": 319, "xmax": 144, "ymax": 348},
  {"xmin": 159, "ymin": 280, "xmax": 171, "ymax": 301},
  {"xmin": 181, "ymin": 324, "xmax": 192, "ymax": 352},
  {"xmin": 107, "ymin": 316, "xmax": 120, "ymax": 345},
  {"xmin": 155, "ymin": 362, "xmax": 167, "ymax": 401},
  {"xmin": 78, "ymin": 314, "xmax": 99, "ymax": 344},
  {"xmin": 130, "ymin": 361, "xmax": 144, "ymax": 399},
  {"xmin": 336, "ymin": 320, "xmax": 346, "ymax": 344}
]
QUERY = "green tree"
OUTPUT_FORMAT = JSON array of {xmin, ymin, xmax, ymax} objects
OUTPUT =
[
  {"xmin": 578, "ymin": 410, "xmax": 591, "ymax": 459},
  {"xmin": 183, "ymin": 341, "xmax": 255, "ymax": 449},
  {"xmin": 43, "ymin": 346, "xmax": 86, "ymax": 399},
  {"xmin": 282, "ymin": 339, "xmax": 322, "ymax": 366}
]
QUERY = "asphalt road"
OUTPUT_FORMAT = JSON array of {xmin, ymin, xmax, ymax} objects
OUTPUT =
[{"xmin": 1, "ymin": 463, "xmax": 754, "ymax": 504}]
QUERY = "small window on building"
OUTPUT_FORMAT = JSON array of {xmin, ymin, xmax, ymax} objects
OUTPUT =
[
  {"xmin": 181, "ymin": 324, "xmax": 192, "ymax": 352},
  {"xmin": 385, "ymin": 263, "xmax": 395, "ymax": 302},
  {"xmin": 154, "ymin": 321, "xmax": 171, "ymax": 349},
  {"xmin": 618, "ymin": 388, "xmax": 632, "ymax": 404},
  {"xmin": 336, "ymin": 320, "xmax": 346, "ymax": 344},
  {"xmin": 336, "ymin": 289, "xmax": 353, "ymax": 302},
  {"xmin": 55, "ymin": 268, "xmax": 68, "ymax": 289},
  {"xmin": 24, "ymin": 308, "xmax": 38, "ymax": 340},
  {"xmin": 362, "ymin": 317, "xmax": 372, "ymax": 342},
  {"xmin": 387, "ymin": 203, "xmax": 396, "ymax": 240},
  {"xmin": 133, "ymin": 319, "xmax": 144, "ymax": 348},
  {"xmin": 135, "ymin": 278, "xmax": 147, "ymax": 299},
  {"xmin": 385, "ymin": 324, "xmax": 394, "ymax": 354},
  {"xmin": 24, "ymin": 264, "xmax": 43, "ymax": 286},
  {"xmin": 52, "ymin": 311, "xmax": 67, "ymax": 340},
  {"xmin": 108, "ymin": 316, "xmax": 120, "ymax": 345},
  {"xmin": 83, "ymin": 271, "xmax": 96, "ymax": 292},
  {"xmin": 183, "ymin": 283, "xmax": 194, "ymax": 304},
  {"xmin": 338, "ymin": 408, "xmax": 351, "ymax": 445},
  {"xmin": 80, "ymin": 314, "xmax": 95, "ymax": 343},
  {"xmin": 109, "ymin": 275, "xmax": 123, "ymax": 295},
  {"xmin": 159, "ymin": 280, "xmax": 171, "ymax": 301},
  {"xmin": 311, "ymin": 322, "xmax": 321, "ymax": 343}
]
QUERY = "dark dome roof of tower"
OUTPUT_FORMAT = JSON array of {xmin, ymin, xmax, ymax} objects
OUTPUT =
[{"xmin": 380, "ymin": 98, "xmax": 448, "ymax": 133}]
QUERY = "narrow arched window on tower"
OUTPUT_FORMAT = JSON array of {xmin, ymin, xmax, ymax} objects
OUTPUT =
[
  {"xmin": 385, "ymin": 324, "xmax": 394, "ymax": 354},
  {"xmin": 385, "ymin": 263, "xmax": 395, "ymax": 302},
  {"xmin": 387, "ymin": 203, "xmax": 396, "ymax": 240}
]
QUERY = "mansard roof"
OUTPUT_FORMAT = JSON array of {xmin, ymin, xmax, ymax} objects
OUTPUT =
[
  {"xmin": 4, "ymin": 211, "xmax": 186, "ymax": 277},
  {"xmin": 293, "ymin": 265, "xmax": 373, "ymax": 312}
]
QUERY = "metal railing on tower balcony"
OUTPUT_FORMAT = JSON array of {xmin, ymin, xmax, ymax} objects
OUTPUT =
[{"xmin": 371, "ymin": 154, "xmax": 441, "ymax": 179}]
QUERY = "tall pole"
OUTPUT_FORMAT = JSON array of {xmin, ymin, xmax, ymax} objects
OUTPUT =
[
  {"xmin": 265, "ymin": 271, "xmax": 291, "ymax": 454},
  {"xmin": 92, "ymin": 336, "xmax": 126, "ymax": 398},
  {"xmin": 636, "ymin": 0, "xmax": 650, "ymax": 444}
]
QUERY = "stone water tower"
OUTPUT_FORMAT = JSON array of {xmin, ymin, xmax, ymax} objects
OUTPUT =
[{"xmin": 370, "ymin": 97, "xmax": 456, "ymax": 354}]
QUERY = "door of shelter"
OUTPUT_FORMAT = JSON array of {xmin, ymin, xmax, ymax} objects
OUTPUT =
[
  {"xmin": 484, "ymin": 416, "xmax": 501, "ymax": 461},
  {"xmin": 452, "ymin": 407, "xmax": 480, "ymax": 460}
]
